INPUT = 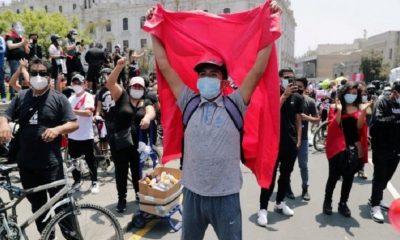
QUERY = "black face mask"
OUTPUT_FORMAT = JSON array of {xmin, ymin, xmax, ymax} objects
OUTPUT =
[
  {"xmin": 298, "ymin": 89, "xmax": 304, "ymax": 95},
  {"xmin": 32, "ymin": 39, "xmax": 38, "ymax": 44}
]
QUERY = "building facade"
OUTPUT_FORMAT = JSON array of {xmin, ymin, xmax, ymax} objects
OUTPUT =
[{"xmin": 2, "ymin": 0, "xmax": 296, "ymax": 70}]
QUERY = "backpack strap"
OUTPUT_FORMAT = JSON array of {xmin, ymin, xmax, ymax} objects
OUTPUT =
[
  {"xmin": 223, "ymin": 96, "xmax": 243, "ymax": 131},
  {"xmin": 182, "ymin": 95, "xmax": 201, "ymax": 129}
]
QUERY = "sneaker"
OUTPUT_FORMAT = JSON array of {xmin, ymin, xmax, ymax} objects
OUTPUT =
[
  {"xmin": 116, "ymin": 199, "xmax": 127, "ymax": 213},
  {"xmin": 71, "ymin": 181, "xmax": 81, "ymax": 191},
  {"xmin": 323, "ymin": 201, "xmax": 332, "ymax": 215},
  {"xmin": 357, "ymin": 170, "xmax": 368, "ymax": 179},
  {"xmin": 257, "ymin": 209, "xmax": 268, "ymax": 227},
  {"xmin": 370, "ymin": 206, "xmax": 384, "ymax": 223},
  {"xmin": 1, "ymin": 98, "xmax": 6, "ymax": 104},
  {"xmin": 338, "ymin": 202, "xmax": 351, "ymax": 217},
  {"xmin": 90, "ymin": 182, "xmax": 99, "ymax": 194},
  {"xmin": 302, "ymin": 188, "xmax": 311, "ymax": 201},
  {"xmin": 275, "ymin": 201, "xmax": 294, "ymax": 216},
  {"xmin": 286, "ymin": 191, "xmax": 295, "ymax": 200},
  {"xmin": 368, "ymin": 199, "xmax": 389, "ymax": 210},
  {"xmin": 135, "ymin": 193, "xmax": 140, "ymax": 202}
]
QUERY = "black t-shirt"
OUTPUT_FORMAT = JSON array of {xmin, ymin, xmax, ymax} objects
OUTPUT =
[
  {"xmin": 5, "ymin": 33, "xmax": 25, "ymax": 60},
  {"xmin": 85, "ymin": 47, "xmax": 106, "ymax": 66},
  {"xmin": 301, "ymin": 96, "xmax": 318, "ymax": 140},
  {"xmin": 3, "ymin": 89, "xmax": 77, "ymax": 168},
  {"xmin": 280, "ymin": 92, "xmax": 304, "ymax": 147},
  {"xmin": 341, "ymin": 116, "xmax": 359, "ymax": 147},
  {"xmin": 96, "ymin": 87, "xmax": 117, "ymax": 123},
  {"xmin": 104, "ymin": 90, "xmax": 152, "ymax": 144}
]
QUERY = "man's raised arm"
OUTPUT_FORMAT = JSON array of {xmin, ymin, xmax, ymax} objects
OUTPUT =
[{"xmin": 151, "ymin": 35, "xmax": 184, "ymax": 100}]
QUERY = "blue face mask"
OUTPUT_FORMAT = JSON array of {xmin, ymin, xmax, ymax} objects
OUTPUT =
[
  {"xmin": 197, "ymin": 77, "xmax": 221, "ymax": 100},
  {"xmin": 344, "ymin": 94, "xmax": 357, "ymax": 104},
  {"xmin": 362, "ymin": 95, "xmax": 368, "ymax": 103}
]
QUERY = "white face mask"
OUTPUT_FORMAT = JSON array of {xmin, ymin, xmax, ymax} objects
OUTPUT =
[
  {"xmin": 362, "ymin": 95, "xmax": 368, "ymax": 103},
  {"xmin": 130, "ymin": 89, "xmax": 144, "ymax": 99},
  {"xmin": 30, "ymin": 76, "xmax": 48, "ymax": 90},
  {"xmin": 281, "ymin": 78, "xmax": 289, "ymax": 89},
  {"xmin": 72, "ymin": 85, "xmax": 84, "ymax": 94}
]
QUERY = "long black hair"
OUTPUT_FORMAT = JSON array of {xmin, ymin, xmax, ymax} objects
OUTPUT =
[{"xmin": 338, "ymin": 81, "xmax": 361, "ymax": 113}]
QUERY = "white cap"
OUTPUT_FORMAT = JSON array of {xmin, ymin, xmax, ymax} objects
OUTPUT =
[{"xmin": 128, "ymin": 77, "xmax": 145, "ymax": 87}]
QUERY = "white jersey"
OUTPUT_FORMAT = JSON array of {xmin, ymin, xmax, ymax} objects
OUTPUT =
[{"xmin": 68, "ymin": 91, "xmax": 94, "ymax": 140}]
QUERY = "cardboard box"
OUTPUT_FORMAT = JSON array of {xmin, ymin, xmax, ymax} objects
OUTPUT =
[
  {"xmin": 138, "ymin": 186, "xmax": 182, "ymax": 205},
  {"xmin": 139, "ymin": 195, "xmax": 181, "ymax": 217},
  {"xmin": 139, "ymin": 167, "xmax": 181, "ymax": 199}
]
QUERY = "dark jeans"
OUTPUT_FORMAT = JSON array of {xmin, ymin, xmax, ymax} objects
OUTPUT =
[
  {"xmin": 324, "ymin": 152, "xmax": 355, "ymax": 204},
  {"xmin": 8, "ymin": 60, "xmax": 20, "ymax": 98},
  {"xmin": 19, "ymin": 165, "xmax": 64, "ymax": 233},
  {"xmin": 0, "ymin": 63, "xmax": 5, "ymax": 99},
  {"xmin": 370, "ymin": 150, "xmax": 400, "ymax": 206},
  {"xmin": 260, "ymin": 144, "xmax": 298, "ymax": 209},
  {"xmin": 112, "ymin": 145, "xmax": 140, "ymax": 200},
  {"xmin": 182, "ymin": 188, "xmax": 242, "ymax": 240},
  {"xmin": 68, "ymin": 139, "xmax": 97, "ymax": 183},
  {"xmin": 66, "ymin": 57, "xmax": 84, "ymax": 86}
]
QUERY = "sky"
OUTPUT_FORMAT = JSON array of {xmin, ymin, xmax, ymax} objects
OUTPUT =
[{"xmin": 291, "ymin": 0, "xmax": 400, "ymax": 57}]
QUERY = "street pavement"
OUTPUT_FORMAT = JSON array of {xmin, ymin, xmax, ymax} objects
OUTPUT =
[{"xmin": 1, "ymin": 148, "xmax": 400, "ymax": 239}]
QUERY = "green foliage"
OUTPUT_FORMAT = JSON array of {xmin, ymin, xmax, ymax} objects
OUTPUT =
[
  {"xmin": 360, "ymin": 50, "xmax": 386, "ymax": 83},
  {"xmin": 0, "ymin": 8, "xmax": 92, "ymax": 57}
]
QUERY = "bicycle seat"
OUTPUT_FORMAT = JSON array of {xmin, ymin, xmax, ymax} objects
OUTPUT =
[{"xmin": 0, "ymin": 164, "xmax": 18, "ymax": 175}]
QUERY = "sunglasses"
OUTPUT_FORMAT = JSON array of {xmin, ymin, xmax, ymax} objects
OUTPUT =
[{"xmin": 30, "ymin": 71, "xmax": 47, "ymax": 77}]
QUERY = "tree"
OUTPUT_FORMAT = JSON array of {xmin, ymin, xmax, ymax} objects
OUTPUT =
[
  {"xmin": 360, "ymin": 50, "xmax": 386, "ymax": 83},
  {"xmin": 0, "ymin": 8, "xmax": 91, "ymax": 58}
]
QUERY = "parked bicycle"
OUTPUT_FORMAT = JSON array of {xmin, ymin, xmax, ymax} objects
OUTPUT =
[
  {"xmin": 313, "ymin": 121, "xmax": 328, "ymax": 152},
  {"xmin": 0, "ymin": 156, "xmax": 123, "ymax": 240}
]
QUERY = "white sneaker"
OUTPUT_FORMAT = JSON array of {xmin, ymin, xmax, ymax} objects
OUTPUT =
[
  {"xmin": 1, "ymin": 98, "xmax": 6, "ymax": 104},
  {"xmin": 371, "ymin": 206, "xmax": 384, "ymax": 223},
  {"xmin": 275, "ymin": 201, "xmax": 294, "ymax": 216},
  {"xmin": 257, "ymin": 209, "xmax": 268, "ymax": 227},
  {"xmin": 90, "ymin": 182, "xmax": 99, "ymax": 194}
]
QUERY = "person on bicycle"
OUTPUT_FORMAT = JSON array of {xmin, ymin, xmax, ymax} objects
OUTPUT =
[
  {"xmin": 323, "ymin": 81, "xmax": 370, "ymax": 217},
  {"xmin": 68, "ymin": 73, "xmax": 99, "ymax": 194},
  {"xmin": 287, "ymin": 77, "xmax": 320, "ymax": 201},
  {"xmin": 369, "ymin": 81, "xmax": 400, "ymax": 223},
  {"xmin": 0, "ymin": 58, "xmax": 78, "ymax": 235},
  {"xmin": 106, "ymin": 59, "xmax": 156, "ymax": 213}
]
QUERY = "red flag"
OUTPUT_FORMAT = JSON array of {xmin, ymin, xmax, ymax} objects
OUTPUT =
[
  {"xmin": 326, "ymin": 107, "xmax": 368, "ymax": 163},
  {"xmin": 143, "ymin": 1, "xmax": 281, "ymax": 188}
]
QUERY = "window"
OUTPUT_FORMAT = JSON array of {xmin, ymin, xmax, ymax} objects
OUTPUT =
[
  {"xmin": 84, "ymin": 0, "xmax": 87, "ymax": 9},
  {"xmin": 123, "ymin": 18, "xmax": 128, "ymax": 31},
  {"xmin": 223, "ymin": 8, "xmax": 230, "ymax": 13},
  {"xmin": 73, "ymin": 4, "xmax": 77, "ymax": 10},
  {"xmin": 30, "ymin": 6, "xmax": 34, "ymax": 10},
  {"xmin": 44, "ymin": 5, "xmax": 48, "ymax": 12},
  {"xmin": 16, "ymin": 9, "xmax": 20, "ymax": 14},
  {"xmin": 106, "ymin": 20, "xmax": 111, "ymax": 32},
  {"xmin": 59, "ymin": 6, "xmax": 62, "ymax": 13},
  {"xmin": 106, "ymin": 42, "xmax": 112, "ymax": 52},
  {"xmin": 203, "ymin": 9, "xmax": 208, "ymax": 12},
  {"xmin": 123, "ymin": 40, "xmax": 129, "ymax": 51},
  {"xmin": 389, "ymin": 48, "xmax": 393, "ymax": 60},
  {"xmin": 140, "ymin": 39, "xmax": 147, "ymax": 48},
  {"xmin": 140, "ymin": 16, "xmax": 146, "ymax": 29}
]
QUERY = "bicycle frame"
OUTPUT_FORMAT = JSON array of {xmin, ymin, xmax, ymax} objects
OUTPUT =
[{"xmin": 0, "ymin": 160, "xmax": 81, "ymax": 239}]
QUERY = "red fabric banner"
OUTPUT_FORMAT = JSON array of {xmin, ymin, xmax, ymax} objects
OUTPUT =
[{"xmin": 143, "ymin": 1, "xmax": 281, "ymax": 188}]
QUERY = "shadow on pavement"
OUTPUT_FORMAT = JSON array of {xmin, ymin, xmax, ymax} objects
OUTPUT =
[{"xmin": 315, "ymin": 213, "xmax": 360, "ymax": 236}]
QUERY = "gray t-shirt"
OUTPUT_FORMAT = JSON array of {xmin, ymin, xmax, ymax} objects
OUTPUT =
[{"xmin": 177, "ymin": 86, "xmax": 247, "ymax": 197}]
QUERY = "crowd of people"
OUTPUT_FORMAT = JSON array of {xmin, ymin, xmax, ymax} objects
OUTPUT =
[{"xmin": 0, "ymin": 1, "xmax": 398, "ymax": 239}]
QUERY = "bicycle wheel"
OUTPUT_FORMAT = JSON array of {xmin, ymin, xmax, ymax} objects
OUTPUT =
[
  {"xmin": 40, "ymin": 203, "xmax": 123, "ymax": 240},
  {"xmin": 313, "ymin": 121, "xmax": 328, "ymax": 152}
]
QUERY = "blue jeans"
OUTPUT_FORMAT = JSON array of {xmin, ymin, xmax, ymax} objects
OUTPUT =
[
  {"xmin": 8, "ymin": 60, "xmax": 20, "ymax": 98},
  {"xmin": 182, "ymin": 188, "xmax": 242, "ymax": 240},
  {"xmin": 297, "ymin": 138, "xmax": 309, "ymax": 189},
  {"xmin": 0, "ymin": 63, "xmax": 5, "ymax": 98}
]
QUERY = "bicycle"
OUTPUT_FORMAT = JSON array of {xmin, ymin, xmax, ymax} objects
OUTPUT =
[
  {"xmin": 313, "ymin": 121, "xmax": 328, "ymax": 152},
  {"xmin": 0, "ymin": 157, "xmax": 123, "ymax": 240}
]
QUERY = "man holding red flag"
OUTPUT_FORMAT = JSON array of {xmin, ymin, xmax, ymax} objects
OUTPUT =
[{"xmin": 147, "ymin": 1, "xmax": 281, "ymax": 239}]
